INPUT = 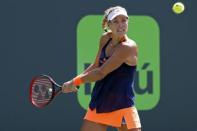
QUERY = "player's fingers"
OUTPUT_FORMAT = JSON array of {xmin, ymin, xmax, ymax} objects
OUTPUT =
[
  {"xmin": 73, "ymin": 87, "xmax": 78, "ymax": 92},
  {"xmin": 62, "ymin": 86, "xmax": 77, "ymax": 93},
  {"xmin": 62, "ymin": 87, "xmax": 70, "ymax": 93}
]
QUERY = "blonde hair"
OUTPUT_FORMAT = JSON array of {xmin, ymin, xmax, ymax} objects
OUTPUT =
[{"xmin": 102, "ymin": 6, "xmax": 127, "ymax": 32}]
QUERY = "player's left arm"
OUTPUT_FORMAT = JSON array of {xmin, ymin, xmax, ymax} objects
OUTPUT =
[{"xmin": 80, "ymin": 43, "xmax": 137, "ymax": 83}]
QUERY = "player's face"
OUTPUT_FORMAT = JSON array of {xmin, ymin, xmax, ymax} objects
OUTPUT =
[{"xmin": 108, "ymin": 15, "xmax": 128, "ymax": 37}]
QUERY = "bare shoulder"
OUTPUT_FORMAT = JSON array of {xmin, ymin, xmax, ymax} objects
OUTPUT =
[
  {"xmin": 123, "ymin": 38, "xmax": 137, "ymax": 47},
  {"xmin": 119, "ymin": 38, "xmax": 137, "ymax": 52}
]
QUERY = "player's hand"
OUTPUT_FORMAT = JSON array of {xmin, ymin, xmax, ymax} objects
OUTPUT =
[{"xmin": 62, "ymin": 80, "xmax": 78, "ymax": 93}]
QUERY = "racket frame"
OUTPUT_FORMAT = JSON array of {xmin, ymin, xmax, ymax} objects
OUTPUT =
[{"xmin": 29, "ymin": 74, "xmax": 62, "ymax": 108}]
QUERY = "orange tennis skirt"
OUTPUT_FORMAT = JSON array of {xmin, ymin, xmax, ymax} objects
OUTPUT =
[{"xmin": 84, "ymin": 106, "xmax": 141, "ymax": 129}]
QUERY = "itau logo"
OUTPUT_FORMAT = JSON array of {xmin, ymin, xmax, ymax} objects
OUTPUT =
[{"xmin": 77, "ymin": 15, "xmax": 160, "ymax": 110}]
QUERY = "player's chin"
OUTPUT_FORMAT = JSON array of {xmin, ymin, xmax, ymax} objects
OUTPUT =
[{"xmin": 116, "ymin": 32, "xmax": 126, "ymax": 37}]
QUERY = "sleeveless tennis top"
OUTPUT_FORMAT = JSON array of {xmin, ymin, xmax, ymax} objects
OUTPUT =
[{"xmin": 89, "ymin": 38, "xmax": 137, "ymax": 113}]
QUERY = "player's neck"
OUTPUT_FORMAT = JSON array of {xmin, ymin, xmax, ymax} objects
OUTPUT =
[{"xmin": 111, "ymin": 35, "xmax": 127, "ymax": 46}]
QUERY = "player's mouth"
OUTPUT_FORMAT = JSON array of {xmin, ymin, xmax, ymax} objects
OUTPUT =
[{"xmin": 117, "ymin": 29, "xmax": 125, "ymax": 33}]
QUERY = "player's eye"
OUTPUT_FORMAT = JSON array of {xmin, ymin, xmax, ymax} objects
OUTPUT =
[
  {"xmin": 122, "ymin": 19, "xmax": 126, "ymax": 23},
  {"xmin": 113, "ymin": 20, "xmax": 118, "ymax": 24}
]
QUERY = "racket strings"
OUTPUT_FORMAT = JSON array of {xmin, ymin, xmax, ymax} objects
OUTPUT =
[{"xmin": 31, "ymin": 78, "xmax": 53, "ymax": 106}]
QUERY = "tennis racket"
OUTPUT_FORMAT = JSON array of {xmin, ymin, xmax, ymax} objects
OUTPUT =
[{"xmin": 29, "ymin": 74, "xmax": 78, "ymax": 108}]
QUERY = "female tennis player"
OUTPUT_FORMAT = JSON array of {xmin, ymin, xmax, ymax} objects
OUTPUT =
[{"xmin": 62, "ymin": 6, "xmax": 141, "ymax": 131}]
